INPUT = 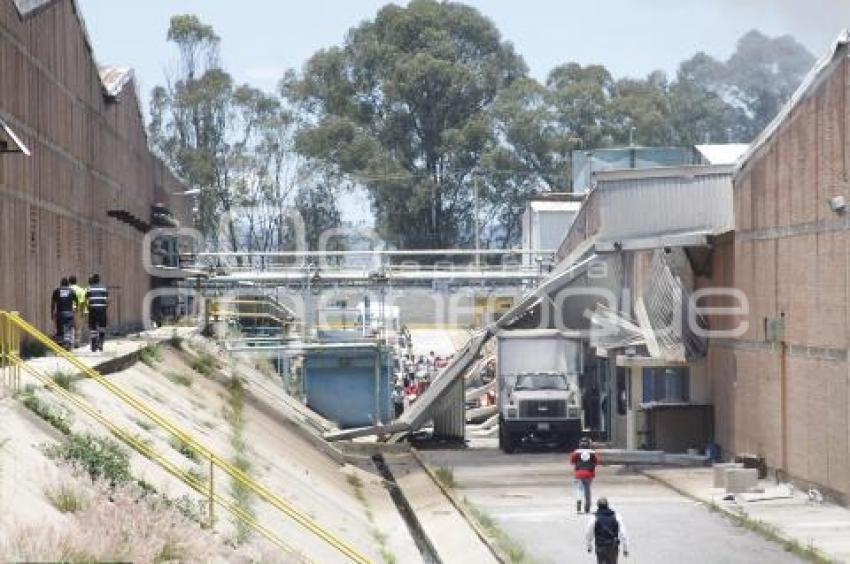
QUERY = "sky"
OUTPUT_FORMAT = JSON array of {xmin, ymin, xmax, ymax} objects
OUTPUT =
[
  {"xmin": 75, "ymin": 0, "xmax": 850, "ymax": 225},
  {"xmin": 78, "ymin": 0, "xmax": 850, "ymax": 99}
]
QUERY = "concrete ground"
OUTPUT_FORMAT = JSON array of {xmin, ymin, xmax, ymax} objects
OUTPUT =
[
  {"xmin": 647, "ymin": 467, "xmax": 850, "ymax": 563},
  {"xmin": 420, "ymin": 442, "xmax": 805, "ymax": 564}
]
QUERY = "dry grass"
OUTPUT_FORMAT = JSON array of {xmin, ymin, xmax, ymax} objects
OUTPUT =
[
  {"xmin": 43, "ymin": 474, "xmax": 91, "ymax": 513},
  {"xmin": 7, "ymin": 476, "xmax": 221, "ymax": 563}
]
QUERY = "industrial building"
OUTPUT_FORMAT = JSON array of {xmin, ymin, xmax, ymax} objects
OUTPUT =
[
  {"xmin": 707, "ymin": 31, "xmax": 850, "ymax": 504},
  {"xmin": 0, "ymin": 0, "xmax": 190, "ymax": 332}
]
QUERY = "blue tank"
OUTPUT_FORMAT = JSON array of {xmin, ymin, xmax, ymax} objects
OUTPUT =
[{"xmin": 302, "ymin": 345, "xmax": 393, "ymax": 428}]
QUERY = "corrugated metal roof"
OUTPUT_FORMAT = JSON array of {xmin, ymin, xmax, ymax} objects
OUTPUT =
[
  {"xmin": 736, "ymin": 29, "xmax": 850, "ymax": 174},
  {"xmin": 12, "ymin": 1, "xmax": 136, "ymax": 99},
  {"xmin": 99, "ymin": 66, "xmax": 134, "ymax": 98},
  {"xmin": 557, "ymin": 164, "xmax": 734, "ymax": 260},
  {"xmin": 12, "ymin": 0, "xmax": 55, "ymax": 16},
  {"xmin": 594, "ymin": 166, "xmax": 734, "ymax": 245},
  {"xmin": 694, "ymin": 143, "xmax": 749, "ymax": 165},
  {"xmin": 529, "ymin": 200, "xmax": 582, "ymax": 213}
]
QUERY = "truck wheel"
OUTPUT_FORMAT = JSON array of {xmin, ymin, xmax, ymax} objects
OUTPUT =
[{"xmin": 499, "ymin": 425, "xmax": 516, "ymax": 454}]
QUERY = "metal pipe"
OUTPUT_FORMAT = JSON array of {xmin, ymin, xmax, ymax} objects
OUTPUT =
[{"xmin": 190, "ymin": 249, "xmax": 555, "ymax": 258}]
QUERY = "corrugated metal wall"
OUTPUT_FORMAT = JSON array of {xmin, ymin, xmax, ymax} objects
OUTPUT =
[
  {"xmin": 0, "ymin": 0, "xmax": 189, "ymax": 332},
  {"xmin": 596, "ymin": 171, "xmax": 735, "ymax": 243}
]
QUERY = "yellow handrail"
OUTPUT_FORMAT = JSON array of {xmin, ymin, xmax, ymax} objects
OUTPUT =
[{"xmin": 0, "ymin": 311, "xmax": 370, "ymax": 564}]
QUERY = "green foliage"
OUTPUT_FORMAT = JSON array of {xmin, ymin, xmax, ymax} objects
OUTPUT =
[
  {"xmin": 150, "ymin": 7, "xmax": 812, "ymax": 250},
  {"xmin": 21, "ymin": 393, "xmax": 72, "ymax": 435},
  {"xmin": 467, "ymin": 501, "xmax": 530, "ymax": 564},
  {"xmin": 433, "ymin": 466, "xmax": 456, "ymax": 489},
  {"xmin": 190, "ymin": 353, "xmax": 218, "ymax": 376},
  {"xmin": 168, "ymin": 334, "xmax": 185, "ymax": 349},
  {"xmin": 51, "ymin": 372, "xmax": 75, "ymax": 392},
  {"xmin": 45, "ymin": 434, "xmax": 132, "ymax": 486},
  {"xmin": 285, "ymin": 0, "xmax": 526, "ymax": 249},
  {"xmin": 166, "ymin": 371, "xmax": 193, "ymax": 387},
  {"xmin": 150, "ymin": 14, "xmax": 326, "ymax": 251},
  {"xmin": 139, "ymin": 345, "xmax": 164, "ymax": 367},
  {"xmin": 43, "ymin": 481, "xmax": 89, "ymax": 513},
  {"xmin": 169, "ymin": 437, "xmax": 200, "ymax": 463}
]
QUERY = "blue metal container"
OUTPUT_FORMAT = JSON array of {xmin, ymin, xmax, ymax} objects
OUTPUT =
[{"xmin": 302, "ymin": 345, "xmax": 393, "ymax": 428}]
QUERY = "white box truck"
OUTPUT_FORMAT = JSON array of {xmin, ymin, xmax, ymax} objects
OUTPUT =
[{"xmin": 497, "ymin": 329, "xmax": 583, "ymax": 453}]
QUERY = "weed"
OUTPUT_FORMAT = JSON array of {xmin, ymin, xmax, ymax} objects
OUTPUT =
[
  {"xmin": 43, "ymin": 479, "xmax": 89, "ymax": 513},
  {"xmin": 165, "ymin": 371, "xmax": 193, "ymax": 387},
  {"xmin": 190, "ymin": 352, "xmax": 219, "ymax": 376},
  {"xmin": 21, "ymin": 393, "xmax": 72, "ymax": 435},
  {"xmin": 139, "ymin": 344, "xmax": 163, "ymax": 367},
  {"xmin": 154, "ymin": 539, "xmax": 187, "ymax": 563},
  {"xmin": 381, "ymin": 548, "xmax": 398, "ymax": 564},
  {"xmin": 433, "ymin": 466, "xmax": 456, "ymax": 489},
  {"xmin": 168, "ymin": 333, "xmax": 185, "ymax": 349},
  {"xmin": 169, "ymin": 436, "xmax": 200, "ymax": 463},
  {"xmin": 44, "ymin": 433, "xmax": 131, "ymax": 486},
  {"xmin": 50, "ymin": 372, "xmax": 75, "ymax": 392},
  {"xmin": 225, "ymin": 374, "xmax": 253, "ymax": 544},
  {"xmin": 133, "ymin": 417, "xmax": 154, "ymax": 432},
  {"xmin": 186, "ymin": 467, "xmax": 206, "ymax": 486},
  {"xmin": 468, "ymin": 501, "xmax": 530, "ymax": 564}
]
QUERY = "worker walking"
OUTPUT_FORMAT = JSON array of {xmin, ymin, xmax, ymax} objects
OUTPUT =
[
  {"xmin": 571, "ymin": 436, "xmax": 599, "ymax": 513},
  {"xmin": 51, "ymin": 278, "xmax": 78, "ymax": 350},
  {"xmin": 85, "ymin": 274, "xmax": 109, "ymax": 352},
  {"xmin": 69, "ymin": 275, "xmax": 87, "ymax": 347},
  {"xmin": 585, "ymin": 498, "xmax": 629, "ymax": 563}
]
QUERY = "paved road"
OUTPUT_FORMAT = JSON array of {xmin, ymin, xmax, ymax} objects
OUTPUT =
[{"xmin": 421, "ymin": 443, "xmax": 803, "ymax": 564}]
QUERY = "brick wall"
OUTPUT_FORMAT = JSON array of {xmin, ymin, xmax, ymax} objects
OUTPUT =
[
  {"xmin": 708, "ymin": 52, "xmax": 850, "ymax": 502},
  {"xmin": 0, "ymin": 0, "xmax": 188, "ymax": 332}
]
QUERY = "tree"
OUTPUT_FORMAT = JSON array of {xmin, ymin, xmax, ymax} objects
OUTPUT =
[
  {"xmin": 546, "ymin": 63, "xmax": 616, "ymax": 149},
  {"xmin": 284, "ymin": 0, "xmax": 527, "ymax": 249},
  {"xmin": 149, "ymin": 15, "xmax": 338, "ymax": 253},
  {"xmin": 607, "ymin": 72, "xmax": 673, "ymax": 146},
  {"xmin": 725, "ymin": 31, "xmax": 814, "ymax": 137},
  {"xmin": 672, "ymin": 30, "xmax": 814, "ymax": 141}
]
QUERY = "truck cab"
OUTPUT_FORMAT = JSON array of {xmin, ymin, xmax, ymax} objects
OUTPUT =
[{"xmin": 497, "ymin": 330, "xmax": 583, "ymax": 453}]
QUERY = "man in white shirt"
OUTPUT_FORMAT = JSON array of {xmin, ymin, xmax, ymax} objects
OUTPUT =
[{"xmin": 585, "ymin": 497, "xmax": 629, "ymax": 563}]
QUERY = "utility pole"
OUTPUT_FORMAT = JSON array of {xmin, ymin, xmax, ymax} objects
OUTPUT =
[{"xmin": 474, "ymin": 171, "xmax": 481, "ymax": 268}]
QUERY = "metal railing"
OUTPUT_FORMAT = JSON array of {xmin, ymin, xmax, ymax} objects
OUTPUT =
[{"xmin": 0, "ymin": 311, "xmax": 370, "ymax": 564}]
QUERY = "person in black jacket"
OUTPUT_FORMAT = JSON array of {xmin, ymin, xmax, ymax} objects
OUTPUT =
[
  {"xmin": 51, "ymin": 278, "xmax": 78, "ymax": 350},
  {"xmin": 85, "ymin": 274, "xmax": 109, "ymax": 352},
  {"xmin": 585, "ymin": 498, "xmax": 629, "ymax": 563}
]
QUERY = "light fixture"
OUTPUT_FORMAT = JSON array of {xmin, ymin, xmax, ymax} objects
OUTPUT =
[{"xmin": 828, "ymin": 195, "xmax": 846, "ymax": 214}]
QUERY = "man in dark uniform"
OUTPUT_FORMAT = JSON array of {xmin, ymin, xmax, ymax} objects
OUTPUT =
[
  {"xmin": 85, "ymin": 274, "xmax": 109, "ymax": 352},
  {"xmin": 585, "ymin": 498, "xmax": 630, "ymax": 563},
  {"xmin": 51, "ymin": 278, "xmax": 77, "ymax": 350}
]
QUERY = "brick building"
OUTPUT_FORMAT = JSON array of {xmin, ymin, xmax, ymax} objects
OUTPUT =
[
  {"xmin": 0, "ymin": 0, "xmax": 190, "ymax": 332},
  {"xmin": 708, "ymin": 31, "xmax": 850, "ymax": 503}
]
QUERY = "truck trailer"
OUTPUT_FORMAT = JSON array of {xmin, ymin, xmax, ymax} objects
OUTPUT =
[{"xmin": 497, "ymin": 329, "xmax": 584, "ymax": 453}]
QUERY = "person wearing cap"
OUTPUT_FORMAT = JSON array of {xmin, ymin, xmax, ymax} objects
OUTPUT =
[
  {"xmin": 585, "ymin": 497, "xmax": 629, "ymax": 563},
  {"xmin": 570, "ymin": 436, "xmax": 599, "ymax": 513}
]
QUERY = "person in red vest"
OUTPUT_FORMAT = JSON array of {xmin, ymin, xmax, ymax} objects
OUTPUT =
[{"xmin": 570, "ymin": 436, "xmax": 599, "ymax": 514}]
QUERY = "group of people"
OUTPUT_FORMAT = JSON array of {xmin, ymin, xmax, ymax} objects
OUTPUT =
[
  {"xmin": 50, "ymin": 274, "xmax": 109, "ymax": 352},
  {"xmin": 391, "ymin": 351, "xmax": 454, "ymax": 416},
  {"xmin": 571, "ymin": 437, "xmax": 630, "ymax": 563}
]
